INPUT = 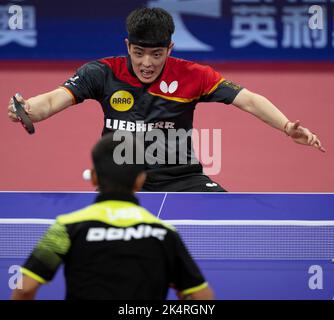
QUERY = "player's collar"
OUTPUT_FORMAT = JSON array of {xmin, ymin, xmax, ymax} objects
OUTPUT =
[{"xmin": 95, "ymin": 192, "xmax": 139, "ymax": 205}]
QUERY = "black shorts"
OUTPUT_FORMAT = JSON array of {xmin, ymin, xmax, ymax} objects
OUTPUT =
[{"xmin": 142, "ymin": 164, "xmax": 227, "ymax": 192}]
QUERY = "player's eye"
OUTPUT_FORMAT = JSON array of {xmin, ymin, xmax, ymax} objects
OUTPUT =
[{"xmin": 134, "ymin": 51, "xmax": 143, "ymax": 57}]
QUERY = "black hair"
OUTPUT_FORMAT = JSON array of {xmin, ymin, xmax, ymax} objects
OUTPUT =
[
  {"xmin": 126, "ymin": 7, "xmax": 175, "ymax": 47},
  {"xmin": 92, "ymin": 131, "xmax": 145, "ymax": 193}
]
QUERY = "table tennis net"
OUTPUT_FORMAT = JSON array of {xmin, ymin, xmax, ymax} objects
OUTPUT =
[{"xmin": 0, "ymin": 219, "xmax": 333, "ymax": 260}]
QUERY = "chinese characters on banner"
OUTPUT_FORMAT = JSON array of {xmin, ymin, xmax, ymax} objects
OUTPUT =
[
  {"xmin": 0, "ymin": 0, "xmax": 333, "ymax": 60},
  {"xmin": 230, "ymin": 0, "xmax": 332, "ymax": 49}
]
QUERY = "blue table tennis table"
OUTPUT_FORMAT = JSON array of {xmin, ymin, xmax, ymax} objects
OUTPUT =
[{"xmin": 0, "ymin": 192, "xmax": 333, "ymax": 300}]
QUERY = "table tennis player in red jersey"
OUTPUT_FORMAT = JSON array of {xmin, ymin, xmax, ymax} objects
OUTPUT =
[{"xmin": 8, "ymin": 7, "xmax": 325, "ymax": 192}]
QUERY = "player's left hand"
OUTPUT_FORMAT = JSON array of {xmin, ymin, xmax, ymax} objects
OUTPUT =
[{"xmin": 285, "ymin": 120, "xmax": 326, "ymax": 152}]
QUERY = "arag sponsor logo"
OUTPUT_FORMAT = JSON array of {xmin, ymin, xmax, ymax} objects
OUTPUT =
[{"xmin": 110, "ymin": 90, "xmax": 134, "ymax": 112}]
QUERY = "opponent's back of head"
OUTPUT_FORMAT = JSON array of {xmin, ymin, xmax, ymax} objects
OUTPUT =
[
  {"xmin": 126, "ymin": 7, "xmax": 175, "ymax": 47},
  {"xmin": 92, "ymin": 132, "xmax": 145, "ymax": 193}
]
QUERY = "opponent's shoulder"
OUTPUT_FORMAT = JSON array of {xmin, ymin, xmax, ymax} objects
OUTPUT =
[
  {"xmin": 56, "ymin": 200, "xmax": 138, "ymax": 225},
  {"xmin": 56, "ymin": 204, "xmax": 100, "ymax": 225},
  {"xmin": 56, "ymin": 201, "xmax": 175, "ymax": 230},
  {"xmin": 136, "ymin": 206, "xmax": 176, "ymax": 231}
]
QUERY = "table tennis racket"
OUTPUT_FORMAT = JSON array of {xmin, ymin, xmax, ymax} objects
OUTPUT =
[{"xmin": 12, "ymin": 96, "xmax": 35, "ymax": 134}]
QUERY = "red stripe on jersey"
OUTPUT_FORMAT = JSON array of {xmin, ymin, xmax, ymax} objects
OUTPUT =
[{"xmin": 100, "ymin": 57, "xmax": 143, "ymax": 88}]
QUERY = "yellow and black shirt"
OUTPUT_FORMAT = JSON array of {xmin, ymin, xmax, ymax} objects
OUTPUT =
[{"xmin": 21, "ymin": 193, "xmax": 207, "ymax": 300}]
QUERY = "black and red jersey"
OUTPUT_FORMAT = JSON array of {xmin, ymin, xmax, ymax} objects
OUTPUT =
[{"xmin": 62, "ymin": 56, "xmax": 243, "ymax": 177}]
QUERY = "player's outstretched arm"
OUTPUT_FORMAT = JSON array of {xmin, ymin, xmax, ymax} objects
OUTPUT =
[
  {"xmin": 8, "ymin": 88, "xmax": 74, "ymax": 123},
  {"xmin": 232, "ymin": 89, "xmax": 325, "ymax": 152}
]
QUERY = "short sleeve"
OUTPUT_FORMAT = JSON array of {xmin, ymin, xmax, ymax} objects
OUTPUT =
[
  {"xmin": 169, "ymin": 231, "xmax": 207, "ymax": 294},
  {"xmin": 61, "ymin": 61, "xmax": 107, "ymax": 104},
  {"xmin": 199, "ymin": 65, "xmax": 243, "ymax": 104},
  {"xmin": 21, "ymin": 220, "xmax": 71, "ymax": 283}
]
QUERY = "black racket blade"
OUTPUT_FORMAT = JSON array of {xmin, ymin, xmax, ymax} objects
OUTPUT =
[{"xmin": 12, "ymin": 96, "xmax": 35, "ymax": 134}]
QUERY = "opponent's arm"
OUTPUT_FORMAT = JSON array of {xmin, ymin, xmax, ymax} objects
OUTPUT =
[
  {"xmin": 11, "ymin": 275, "xmax": 41, "ymax": 300},
  {"xmin": 11, "ymin": 220, "xmax": 70, "ymax": 300},
  {"xmin": 176, "ymin": 285, "xmax": 214, "ymax": 300},
  {"xmin": 8, "ymin": 88, "xmax": 74, "ymax": 123},
  {"xmin": 232, "ymin": 89, "xmax": 325, "ymax": 152}
]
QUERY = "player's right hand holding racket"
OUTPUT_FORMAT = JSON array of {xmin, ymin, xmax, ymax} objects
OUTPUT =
[
  {"xmin": 8, "ymin": 93, "xmax": 35, "ymax": 134},
  {"xmin": 8, "ymin": 93, "xmax": 29, "ymax": 122}
]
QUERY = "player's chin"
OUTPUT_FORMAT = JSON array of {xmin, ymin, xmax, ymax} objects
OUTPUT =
[{"xmin": 138, "ymin": 73, "xmax": 158, "ymax": 84}]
